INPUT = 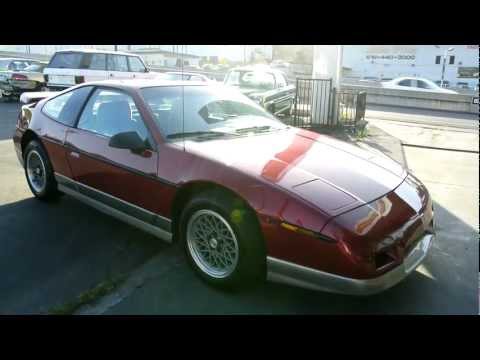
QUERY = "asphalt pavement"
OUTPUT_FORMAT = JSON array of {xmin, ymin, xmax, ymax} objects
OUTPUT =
[
  {"xmin": 0, "ymin": 100, "xmax": 165, "ymax": 314},
  {"xmin": 0, "ymin": 99, "xmax": 478, "ymax": 314}
]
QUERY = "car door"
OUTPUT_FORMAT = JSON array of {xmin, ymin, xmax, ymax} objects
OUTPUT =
[
  {"xmin": 107, "ymin": 54, "xmax": 133, "ymax": 81},
  {"xmin": 38, "ymin": 86, "xmax": 94, "ymax": 179},
  {"xmin": 64, "ymin": 87, "xmax": 165, "ymax": 218}
]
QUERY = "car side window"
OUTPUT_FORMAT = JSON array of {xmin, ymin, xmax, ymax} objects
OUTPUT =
[
  {"xmin": 398, "ymin": 79, "xmax": 412, "ymax": 87},
  {"xmin": 77, "ymin": 89, "xmax": 151, "ymax": 145},
  {"xmin": 417, "ymin": 80, "xmax": 432, "ymax": 89},
  {"xmin": 107, "ymin": 55, "xmax": 129, "ymax": 72},
  {"xmin": 128, "ymin": 56, "xmax": 146, "ymax": 72},
  {"xmin": 88, "ymin": 53, "xmax": 107, "ymax": 70}
]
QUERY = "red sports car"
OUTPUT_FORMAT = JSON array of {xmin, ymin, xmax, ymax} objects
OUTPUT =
[{"xmin": 13, "ymin": 80, "xmax": 435, "ymax": 295}]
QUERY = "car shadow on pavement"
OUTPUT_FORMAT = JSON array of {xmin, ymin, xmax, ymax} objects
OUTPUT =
[
  {"xmin": 0, "ymin": 100, "xmax": 20, "ymax": 141},
  {"xmin": 1, "ymin": 194, "xmax": 477, "ymax": 315},
  {"xmin": 0, "ymin": 195, "xmax": 167, "ymax": 314}
]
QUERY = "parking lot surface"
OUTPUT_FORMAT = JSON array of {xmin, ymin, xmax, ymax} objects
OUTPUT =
[
  {"xmin": 0, "ymin": 100, "xmax": 478, "ymax": 314},
  {"xmin": 0, "ymin": 101, "xmax": 165, "ymax": 314}
]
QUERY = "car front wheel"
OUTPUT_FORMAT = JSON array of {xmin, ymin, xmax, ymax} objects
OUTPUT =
[
  {"xmin": 179, "ymin": 189, "xmax": 266, "ymax": 290},
  {"xmin": 24, "ymin": 140, "xmax": 60, "ymax": 201}
]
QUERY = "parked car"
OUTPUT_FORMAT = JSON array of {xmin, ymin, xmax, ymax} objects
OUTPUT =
[
  {"xmin": 0, "ymin": 62, "xmax": 48, "ymax": 100},
  {"xmin": 13, "ymin": 79, "xmax": 435, "ymax": 295},
  {"xmin": 0, "ymin": 57, "xmax": 39, "ymax": 72},
  {"xmin": 0, "ymin": 58, "xmax": 43, "ymax": 98},
  {"xmin": 224, "ymin": 65, "xmax": 295, "ymax": 116},
  {"xmin": 43, "ymin": 49, "xmax": 158, "ymax": 91},
  {"xmin": 162, "ymin": 71, "xmax": 212, "ymax": 82},
  {"xmin": 434, "ymin": 80, "xmax": 451, "ymax": 88},
  {"xmin": 455, "ymin": 82, "xmax": 470, "ymax": 89},
  {"xmin": 383, "ymin": 77, "xmax": 457, "ymax": 94},
  {"xmin": 359, "ymin": 76, "xmax": 379, "ymax": 82}
]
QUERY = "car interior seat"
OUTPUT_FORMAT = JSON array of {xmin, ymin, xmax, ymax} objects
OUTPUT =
[{"xmin": 97, "ymin": 100, "xmax": 134, "ymax": 137}]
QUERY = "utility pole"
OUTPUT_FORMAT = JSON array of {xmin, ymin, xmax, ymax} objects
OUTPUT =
[{"xmin": 440, "ymin": 47, "xmax": 454, "ymax": 87}]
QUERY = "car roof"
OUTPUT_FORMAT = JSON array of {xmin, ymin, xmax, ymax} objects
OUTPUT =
[
  {"xmin": 229, "ymin": 65, "xmax": 283, "ymax": 74},
  {"xmin": 81, "ymin": 79, "xmax": 211, "ymax": 89},
  {"xmin": 52, "ymin": 48, "xmax": 138, "ymax": 56},
  {"xmin": 393, "ymin": 76, "xmax": 432, "ymax": 82}
]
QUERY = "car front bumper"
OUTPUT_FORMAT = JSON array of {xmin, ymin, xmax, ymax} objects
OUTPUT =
[{"xmin": 267, "ymin": 232, "xmax": 434, "ymax": 296}]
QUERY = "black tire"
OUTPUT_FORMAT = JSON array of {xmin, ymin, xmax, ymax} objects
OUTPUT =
[
  {"xmin": 178, "ymin": 188, "xmax": 266, "ymax": 290},
  {"xmin": 24, "ymin": 140, "xmax": 60, "ymax": 201}
]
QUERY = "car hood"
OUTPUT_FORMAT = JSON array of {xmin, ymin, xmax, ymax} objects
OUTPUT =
[
  {"xmin": 229, "ymin": 86, "xmax": 267, "ymax": 97},
  {"xmin": 184, "ymin": 128, "xmax": 407, "ymax": 216}
]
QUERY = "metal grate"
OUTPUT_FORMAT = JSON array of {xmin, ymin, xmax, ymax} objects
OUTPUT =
[
  {"xmin": 332, "ymin": 90, "xmax": 367, "ymax": 133},
  {"xmin": 291, "ymin": 79, "xmax": 367, "ymax": 134}
]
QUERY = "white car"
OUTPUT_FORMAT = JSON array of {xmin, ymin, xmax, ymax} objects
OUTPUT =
[
  {"xmin": 382, "ymin": 77, "xmax": 457, "ymax": 94},
  {"xmin": 43, "ymin": 49, "xmax": 160, "ymax": 91}
]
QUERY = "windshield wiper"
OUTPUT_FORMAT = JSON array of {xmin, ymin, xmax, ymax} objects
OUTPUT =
[{"xmin": 167, "ymin": 130, "xmax": 236, "ymax": 140}]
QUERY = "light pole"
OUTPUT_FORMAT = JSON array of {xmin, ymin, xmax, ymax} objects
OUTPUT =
[{"xmin": 440, "ymin": 47, "xmax": 454, "ymax": 88}]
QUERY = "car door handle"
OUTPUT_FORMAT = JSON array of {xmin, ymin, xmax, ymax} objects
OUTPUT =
[{"xmin": 69, "ymin": 151, "xmax": 80, "ymax": 159}]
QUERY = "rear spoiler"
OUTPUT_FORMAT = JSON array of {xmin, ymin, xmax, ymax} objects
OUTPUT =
[{"xmin": 20, "ymin": 91, "xmax": 60, "ymax": 105}]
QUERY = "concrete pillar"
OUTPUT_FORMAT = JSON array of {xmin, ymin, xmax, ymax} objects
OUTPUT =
[
  {"xmin": 310, "ymin": 45, "xmax": 343, "ymax": 125},
  {"xmin": 312, "ymin": 45, "xmax": 343, "ymax": 87}
]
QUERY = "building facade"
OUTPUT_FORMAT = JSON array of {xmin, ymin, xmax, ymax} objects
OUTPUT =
[{"xmin": 343, "ymin": 45, "xmax": 479, "ymax": 88}]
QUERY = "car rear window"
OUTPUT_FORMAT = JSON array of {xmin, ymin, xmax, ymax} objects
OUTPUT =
[
  {"xmin": 24, "ymin": 63, "xmax": 46, "ymax": 72},
  {"xmin": 48, "ymin": 52, "xmax": 84, "ymax": 69}
]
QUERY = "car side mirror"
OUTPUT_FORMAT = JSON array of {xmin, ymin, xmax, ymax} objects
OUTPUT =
[
  {"xmin": 144, "ymin": 68, "xmax": 150, "ymax": 73},
  {"xmin": 109, "ymin": 131, "xmax": 147, "ymax": 153}
]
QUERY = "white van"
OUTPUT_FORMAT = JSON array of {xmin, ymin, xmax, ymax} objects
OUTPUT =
[{"xmin": 43, "ymin": 49, "xmax": 157, "ymax": 90}]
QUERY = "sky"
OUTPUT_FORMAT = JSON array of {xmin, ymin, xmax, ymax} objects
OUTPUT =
[{"xmin": 0, "ymin": 45, "xmax": 272, "ymax": 62}]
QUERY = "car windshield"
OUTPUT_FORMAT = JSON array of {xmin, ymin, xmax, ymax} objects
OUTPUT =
[
  {"xmin": 225, "ymin": 70, "xmax": 275, "ymax": 90},
  {"xmin": 141, "ymin": 85, "xmax": 287, "ymax": 141}
]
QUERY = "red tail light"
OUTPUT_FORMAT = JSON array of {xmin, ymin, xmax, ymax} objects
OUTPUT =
[
  {"xmin": 12, "ymin": 73, "xmax": 28, "ymax": 81},
  {"xmin": 75, "ymin": 76, "xmax": 85, "ymax": 84}
]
